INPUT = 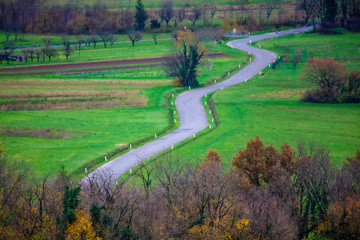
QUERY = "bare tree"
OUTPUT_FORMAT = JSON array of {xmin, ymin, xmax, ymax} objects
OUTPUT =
[
  {"xmin": 21, "ymin": 48, "xmax": 34, "ymax": 62},
  {"xmin": 76, "ymin": 37, "xmax": 83, "ymax": 49},
  {"xmin": 90, "ymin": 35, "xmax": 98, "ymax": 48},
  {"xmin": 236, "ymin": 0, "xmax": 249, "ymax": 24},
  {"xmin": 188, "ymin": 6, "xmax": 202, "ymax": 26},
  {"xmin": 98, "ymin": 31, "xmax": 113, "ymax": 48},
  {"xmin": 127, "ymin": 30, "xmax": 142, "ymax": 46},
  {"xmin": 35, "ymin": 49, "xmax": 42, "ymax": 62},
  {"xmin": 61, "ymin": 35, "xmax": 70, "ymax": 46},
  {"xmin": 174, "ymin": 7, "xmax": 186, "ymax": 27},
  {"xmin": 1, "ymin": 43, "xmax": 14, "ymax": 64},
  {"xmin": 296, "ymin": 0, "xmax": 317, "ymax": 24},
  {"xmin": 42, "ymin": 44, "xmax": 58, "ymax": 61},
  {"xmin": 265, "ymin": 0, "xmax": 280, "ymax": 24},
  {"xmin": 63, "ymin": 43, "xmax": 73, "ymax": 60},
  {"xmin": 109, "ymin": 34, "xmax": 116, "ymax": 46},
  {"xmin": 152, "ymin": 32, "xmax": 158, "ymax": 45},
  {"xmin": 159, "ymin": 0, "xmax": 174, "ymax": 27}
]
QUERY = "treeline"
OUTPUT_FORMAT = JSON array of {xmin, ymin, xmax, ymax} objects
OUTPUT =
[
  {"xmin": 1, "ymin": 137, "xmax": 359, "ymax": 239},
  {"xmin": 2, "ymin": 0, "xmax": 359, "ymax": 39},
  {"xmin": 296, "ymin": 0, "xmax": 360, "ymax": 31},
  {"xmin": 0, "ymin": 0, "xmax": 213, "ymax": 36}
]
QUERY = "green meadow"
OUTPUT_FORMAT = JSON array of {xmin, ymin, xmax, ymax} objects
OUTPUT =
[
  {"xmin": 0, "ymin": 36, "xmax": 247, "ymax": 178},
  {"xmin": 169, "ymin": 30, "xmax": 360, "ymax": 169}
]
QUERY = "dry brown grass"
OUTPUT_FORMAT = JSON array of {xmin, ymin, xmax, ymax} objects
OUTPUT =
[
  {"xmin": 245, "ymin": 89, "xmax": 306, "ymax": 100},
  {"xmin": 0, "ymin": 90, "xmax": 140, "ymax": 98},
  {"xmin": 0, "ymin": 89, "xmax": 147, "ymax": 111},
  {"xmin": 0, "ymin": 79, "xmax": 171, "ymax": 92},
  {"xmin": 0, "ymin": 126, "xmax": 88, "ymax": 139},
  {"xmin": 0, "ymin": 96, "xmax": 147, "ymax": 111}
]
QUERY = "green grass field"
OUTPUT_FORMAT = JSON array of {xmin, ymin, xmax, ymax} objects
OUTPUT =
[
  {"xmin": 168, "ymin": 30, "xmax": 360, "ymax": 169},
  {"xmin": 0, "ymin": 36, "xmax": 247, "ymax": 178}
]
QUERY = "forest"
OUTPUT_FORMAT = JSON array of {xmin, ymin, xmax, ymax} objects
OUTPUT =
[{"xmin": 1, "ymin": 138, "xmax": 359, "ymax": 239}]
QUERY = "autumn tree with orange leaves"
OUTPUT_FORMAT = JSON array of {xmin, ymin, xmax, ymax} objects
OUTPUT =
[{"xmin": 163, "ymin": 30, "xmax": 207, "ymax": 87}]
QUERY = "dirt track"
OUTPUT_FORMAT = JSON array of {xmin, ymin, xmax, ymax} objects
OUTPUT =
[{"xmin": 0, "ymin": 53, "xmax": 229, "ymax": 76}]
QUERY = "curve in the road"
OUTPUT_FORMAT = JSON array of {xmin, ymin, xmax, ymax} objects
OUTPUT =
[{"xmin": 82, "ymin": 26, "xmax": 313, "ymax": 187}]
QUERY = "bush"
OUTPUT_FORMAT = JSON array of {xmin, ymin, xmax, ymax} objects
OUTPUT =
[{"xmin": 300, "ymin": 58, "xmax": 360, "ymax": 103}]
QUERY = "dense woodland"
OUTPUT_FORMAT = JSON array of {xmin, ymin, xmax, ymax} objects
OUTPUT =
[
  {"xmin": 0, "ymin": 0, "xmax": 359, "ymax": 37},
  {"xmin": 0, "ymin": 138, "xmax": 359, "ymax": 239}
]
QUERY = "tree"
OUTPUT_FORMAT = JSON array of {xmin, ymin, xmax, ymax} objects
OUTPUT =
[
  {"xmin": 63, "ymin": 43, "xmax": 73, "ymax": 60},
  {"xmin": 265, "ymin": 0, "xmax": 280, "ymax": 24},
  {"xmin": 174, "ymin": 7, "xmax": 186, "ymax": 27},
  {"xmin": 232, "ymin": 136, "xmax": 280, "ymax": 186},
  {"xmin": 150, "ymin": 19, "xmax": 161, "ymax": 29},
  {"xmin": 90, "ymin": 35, "xmax": 98, "ymax": 48},
  {"xmin": 324, "ymin": 0, "xmax": 338, "ymax": 25},
  {"xmin": 293, "ymin": 51, "xmax": 302, "ymax": 68},
  {"xmin": 152, "ymin": 32, "xmax": 158, "ymax": 45},
  {"xmin": 135, "ymin": 0, "xmax": 147, "ymax": 31},
  {"xmin": 63, "ymin": 186, "xmax": 81, "ymax": 225},
  {"xmin": 296, "ymin": 0, "xmax": 318, "ymax": 24},
  {"xmin": 294, "ymin": 144, "xmax": 336, "ymax": 239},
  {"xmin": 189, "ymin": 6, "xmax": 202, "ymax": 26},
  {"xmin": 159, "ymin": 0, "xmax": 173, "ymax": 27},
  {"xmin": 204, "ymin": 149, "xmax": 222, "ymax": 165},
  {"xmin": 301, "ymin": 57, "xmax": 347, "ymax": 101},
  {"xmin": 236, "ymin": 0, "xmax": 249, "ymax": 24},
  {"xmin": 21, "ymin": 48, "xmax": 35, "ymax": 62},
  {"xmin": 127, "ymin": 30, "xmax": 142, "ymax": 46},
  {"xmin": 42, "ymin": 44, "xmax": 58, "ymax": 61},
  {"xmin": 61, "ymin": 35, "xmax": 70, "ymax": 46},
  {"xmin": 1, "ymin": 43, "xmax": 14, "ymax": 64},
  {"xmin": 98, "ymin": 32, "xmax": 113, "ymax": 48},
  {"xmin": 163, "ymin": 30, "xmax": 207, "ymax": 87},
  {"xmin": 65, "ymin": 210, "xmax": 101, "ymax": 240}
]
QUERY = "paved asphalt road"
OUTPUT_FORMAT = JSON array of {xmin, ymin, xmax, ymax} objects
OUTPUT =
[{"xmin": 82, "ymin": 26, "xmax": 313, "ymax": 188}]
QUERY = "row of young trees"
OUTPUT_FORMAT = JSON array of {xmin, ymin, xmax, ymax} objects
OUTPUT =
[{"xmin": 0, "ymin": 138, "xmax": 359, "ymax": 239}]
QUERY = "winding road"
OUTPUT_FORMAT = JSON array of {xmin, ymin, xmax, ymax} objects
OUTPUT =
[{"xmin": 82, "ymin": 26, "xmax": 313, "ymax": 187}]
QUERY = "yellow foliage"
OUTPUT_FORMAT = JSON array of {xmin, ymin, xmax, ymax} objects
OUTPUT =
[
  {"xmin": 174, "ymin": 30, "xmax": 207, "ymax": 57},
  {"xmin": 65, "ymin": 210, "xmax": 101, "ymax": 240},
  {"xmin": 31, "ymin": 215, "xmax": 57, "ymax": 240}
]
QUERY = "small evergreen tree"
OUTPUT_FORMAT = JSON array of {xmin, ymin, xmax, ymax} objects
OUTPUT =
[
  {"xmin": 135, "ymin": 0, "xmax": 147, "ymax": 31},
  {"xmin": 63, "ymin": 186, "xmax": 81, "ymax": 224}
]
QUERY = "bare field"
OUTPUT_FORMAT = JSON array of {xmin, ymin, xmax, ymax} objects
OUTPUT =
[
  {"xmin": 0, "ymin": 90, "xmax": 147, "ymax": 111},
  {"xmin": 0, "ymin": 126, "xmax": 89, "ymax": 139},
  {"xmin": 0, "ymin": 79, "xmax": 172, "ymax": 92}
]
